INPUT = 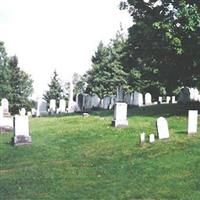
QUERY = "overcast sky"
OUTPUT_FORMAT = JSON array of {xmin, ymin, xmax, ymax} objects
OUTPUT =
[{"xmin": 0, "ymin": 0, "xmax": 132, "ymax": 99}]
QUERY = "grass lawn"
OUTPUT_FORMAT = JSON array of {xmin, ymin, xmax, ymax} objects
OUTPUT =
[{"xmin": 1, "ymin": 104, "xmax": 200, "ymax": 200}]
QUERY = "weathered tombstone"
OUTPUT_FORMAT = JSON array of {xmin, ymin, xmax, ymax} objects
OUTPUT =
[
  {"xmin": 103, "ymin": 96, "xmax": 110, "ymax": 110},
  {"xmin": 68, "ymin": 81, "xmax": 77, "ymax": 113},
  {"xmin": 12, "ymin": 115, "xmax": 31, "ymax": 145},
  {"xmin": 158, "ymin": 96, "xmax": 162, "ymax": 104},
  {"xmin": 83, "ymin": 113, "xmax": 90, "ymax": 117},
  {"xmin": 109, "ymin": 96, "xmax": 116, "ymax": 109},
  {"xmin": 188, "ymin": 110, "xmax": 198, "ymax": 135},
  {"xmin": 171, "ymin": 96, "xmax": 177, "ymax": 104},
  {"xmin": 36, "ymin": 100, "xmax": 48, "ymax": 117},
  {"xmin": 112, "ymin": 102, "xmax": 128, "ymax": 127},
  {"xmin": 27, "ymin": 111, "xmax": 32, "ymax": 117},
  {"xmin": 166, "ymin": 96, "xmax": 171, "ymax": 104},
  {"xmin": 91, "ymin": 94, "xmax": 100, "ymax": 109},
  {"xmin": 149, "ymin": 134, "xmax": 155, "ymax": 143},
  {"xmin": 140, "ymin": 133, "xmax": 145, "ymax": 145},
  {"xmin": 20, "ymin": 108, "xmax": 26, "ymax": 116},
  {"xmin": 50, "ymin": 99, "xmax": 56, "ymax": 114},
  {"xmin": 84, "ymin": 95, "xmax": 92, "ymax": 111},
  {"xmin": 59, "ymin": 99, "xmax": 66, "ymax": 113},
  {"xmin": 145, "ymin": 93, "xmax": 152, "ymax": 105},
  {"xmin": 178, "ymin": 87, "xmax": 190, "ymax": 104},
  {"xmin": 133, "ymin": 92, "xmax": 143, "ymax": 107},
  {"xmin": 1, "ymin": 98, "xmax": 9, "ymax": 115},
  {"xmin": 31, "ymin": 108, "xmax": 36, "ymax": 117},
  {"xmin": 157, "ymin": 117, "xmax": 169, "ymax": 139},
  {"xmin": 116, "ymin": 86, "xmax": 123, "ymax": 102},
  {"xmin": 193, "ymin": 88, "xmax": 199, "ymax": 101}
]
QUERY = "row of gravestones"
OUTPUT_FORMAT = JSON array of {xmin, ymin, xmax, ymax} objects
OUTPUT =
[
  {"xmin": 111, "ymin": 102, "xmax": 198, "ymax": 143},
  {"xmin": 178, "ymin": 87, "xmax": 200, "ymax": 104},
  {"xmin": 76, "ymin": 92, "xmax": 178, "ymax": 112}
]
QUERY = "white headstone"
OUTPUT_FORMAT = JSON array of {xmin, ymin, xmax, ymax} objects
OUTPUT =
[
  {"xmin": 112, "ymin": 102, "xmax": 128, "ymax": 127},
  {"xmin": 20, "ymin": 108, "xmax": 26, "ymax": 116},
  {"xmin": 145, "ymin": 93, "xmax": 152, "ymax": 105},
  {"xmin": 193, "ymin": 88, "xmax": 199, "ymax": 101},
  {"xmin": 188, "ymin": 110, "xmax": 198, "ymax": 135},
  {"xmin": 103, "ymin": 96, "xmax": 110, "ymax": 109},
  {"xmin": 1, "ymin": 98, "xmax": 9, "ymax": 114},
  {"xmin": 0, "ymin": 106, "xmax": 3, "ymax": 119},
  {"xmin": 140, "ymin": 133, "xmax": 145, "ymax": 144},
  {"xmin": 171, "ymin": 96, "xmax": 177, "ymax": 104},
  {"xmin": 149, "ymin": 134, "xmax": 155, "ymax": 143},
  {"xmin": 13, "ymin": 115, "xmax": 31, "ymax": 145},
  {"xmin": 31, "ymin": 108, "xmax": 36, "ymax": 116},
  {"xmin": 68, "ymin": 81, "xmax": 76, "ymax": 113},
  {"xmin": 50, "ymin": 99, "xmax": 56, "ymax": 113},
  {"xmin": 157, "ymin": 117, "xmax": 169, "ymax": 139},
  {"xmin": 59, "ymin": 99, "xmax": 66, "ymax": 113},
  {"xmin": 27, "ymin": 111, "xmax": 32, "ymax": 117},
  {"xmin": 158, "ymin": 96, "xmax": 162, "ymax": 104},
  {"xmin": 166, "ymin": 96, "xmax": 171, "ymax": 104},
  {"xmin": 133, "ymin": 92, "xmax": 143, "ymax": 107}
]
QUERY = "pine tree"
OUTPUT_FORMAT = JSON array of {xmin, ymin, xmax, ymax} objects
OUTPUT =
[{"xmin": 43, "ymin": 70, "xmax": 64, "ymax": 106}]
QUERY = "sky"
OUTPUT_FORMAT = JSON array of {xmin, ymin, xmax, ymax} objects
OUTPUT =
[{"xmin": 0, "ymin": 0, "xmax": 132, "ymax": 99}]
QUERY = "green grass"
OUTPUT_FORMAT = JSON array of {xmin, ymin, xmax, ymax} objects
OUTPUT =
[{"xmin": 1, "ymin": 104, "xmax": 200, "ymax": 200}]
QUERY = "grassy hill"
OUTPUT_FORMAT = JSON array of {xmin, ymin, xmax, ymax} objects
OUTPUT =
[{"xmin": 0, "ymin": 104, "xmax": 200, "ymax": 199}]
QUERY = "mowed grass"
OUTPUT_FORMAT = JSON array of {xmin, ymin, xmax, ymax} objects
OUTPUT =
[{"xmin": 1, "ymin": 104, "xmax": 200, "ymax": 200}]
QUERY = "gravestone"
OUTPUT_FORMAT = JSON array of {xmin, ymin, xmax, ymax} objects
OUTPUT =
[
  {"xmin": 112, "ymin": 102, "xmax": 128, "ymax": 127},
  {"xmin": 36, "ymin": 100, "xmax": 48, "ymax": 117},
  {"xmin": 171, "ymin": 96, "xmax": 177, "ymax": 104},
  {"xmin": 20, "ymin": 108, "xmax": 26, "ymax": 116},
  {"xmin": 27, "ymin": 111, "xmax": 32, "ymax": 117},
  {"xmin": 1, "ymin": 98, "xmax": 9, "ymax": 116},
  {"xmin": 157, "ymin": 117, "xmax": 169, "ymax": 139},
  {"xmin": 91, "ymin": 94, "xmax": 100, "ymax": 109},
  {"xmin": 133, "ymin": 92, "xmax": 143, "ymax": 107},
  {"xmin": 116, "ymin": 86, "xmax": 123, "ymax": 102},
  {"xmin": 12, "ymin": 115, "xmax": 31, "ymax": 145},
  {"xmin": 68, "ymin": 81, "xmax": 77, "ymax": 113},
  {"xmin": 31, "ymin": 108, "xmax": 36, "ymax": 117},
  {"xmin": 178, "ymin": 87, "xmax": 190, "ymax": 104},
  {"xmin": 84, "ymin": 95, "xmax": 92, "ymax": 111},
  {"xmin": 145, "ymin": 93, "xmax": 152, "ymax": 105},
  {"xmin": 158, "ymin": 96, "xmax": 162, "ymax": 104},
  {"xmin": 166, "ymin": 96, "xmax": 171, "ymax": 104},
  {"xmin": 103, "ymin": 96, "xmax": 110, "ymax": 110},
  {"xmin": 59, "ymin": 99, "xmax": 66, "ymax": 113},
  {"xmin": 140, "ymin": 133, "xmax": 145, "ymax": 145},
  {"xmin": 109, "ymin": 96, "xmax": 116, "ymax": 109},
  {"xmin": 193, "ymin": 88, "xmax": 199, "ymax": 101},
  {"xmin": 149, "ymin": 134, "xmax": 155, "ymax": 143},
  {"xmin": 50, "ymin": 99, "xmax": 56, "ymax": 114},
  {"xmin": 188, "ymin": 110, "xmax": 198, "ymax": 135}
]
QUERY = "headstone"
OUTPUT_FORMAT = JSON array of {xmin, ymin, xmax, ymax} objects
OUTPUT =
[
  {"xmin": 27, "ymin": 111, "xmax": 32, "ymax": 117},
  {"xmin": 116, "ymin": 86, "xmax": 123, "ymax": 102},
  {"xmin": 31, "ymin": 108, "xmax": 36, "ymax": 117},
  {"xmin": 178, "ymin": 87, "xmax": 190, "ymax": 104},
  {"xmin": 12, "ymin": 115, "xmax": 31, "ymax": 145},
  {"xmin": 59, "ymin": 99, "xmax": 66, "ymax": 113},
  {"xmin": 188, "ymin": 110, "xmax": 198, "ymax": 135},
  {"xmin": 103, "ymin": 96, "xmax": 110, "ymax": 110},
  {"xmin": 166, "ymin": 96, "xmax": 171, "ymax": 104},
  {"xmin": 36, "ymin": 100, "xmax": 48, "ymax": 117},
  {"xmin": 157, "ymin": 117, "xmax": 169, "ymax": 139},
  {"xmin": 140, "ymin": 133, "xmax": 145, "ymax": 145},
  {"xmin": 109, "ymin": 96, "xmax": 116, "ymax": 109},
  {"xmin": 20, "ymin": 108, "xmax": 26, "ymax": 116},
  {"xmin": 83, "ymin": 113, "xmax": 90, "ymax": 117},
  {"xmin": 1, "ymin": 98, "xmax": 9, "ymax": 115},
  {"xmin": 84, "ymin": 95, "xmax": 92, "ymax": 111},
  {"xmin": 145, "ymin": 93, "xmax": 152, "ymax": 105},
  {"xmin": 193, "ymin": 88, "xmax": 199, "ymax": 101},
  {"xmin": 68, "ymin": 81, "xmax": 76, "ymax": 113},
  {"xmin": 171, "ymin": 96, "xmax": 177, "ymax": 104},
  {"xmin": 158, "ymin": 96, "xmax": 162, "ymax": 104},
  {"xmin": 50, "ymin": 99, "xmax": 56, "ymax": 114},
  {"xmin": 112, "ymin": 102, "xmax": 128, "ymax": 127},
  {"xmin": 133, "ymin": 92, "xmax": 143, "ymax": 107},
  {"xmin": 149, "ymin": 134, "xmax": 155, "ymax": 143},
  {"xmin": 91, "ymin": 94, "xmax": 100, "ymax": 108}
]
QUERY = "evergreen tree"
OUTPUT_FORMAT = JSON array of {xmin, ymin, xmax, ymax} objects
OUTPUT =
[
  {"xmin": 43, "ymin": 70, "xmax": 64, "ymax": 106},
  {"xmin": 9, "ymin": 55, "xmax": 34, "ymax": 113},
  {"xmin": 85, "ymin": 32, "xmax": 127, "ymax": 99}
]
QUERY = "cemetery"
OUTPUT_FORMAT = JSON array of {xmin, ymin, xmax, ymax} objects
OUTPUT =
[{"xmin": 1, "ymin": 1, "xmax": 200, "ymax": 199}]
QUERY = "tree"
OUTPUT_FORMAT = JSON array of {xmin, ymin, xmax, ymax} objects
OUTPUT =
[
  {"xmin": 8, "ymin": 55, "xmax": 34, "ymax": 113},
  {"xmin": 43, "ymin": 70, "xmax": 64, "ymax": 106},
  {"xmin": 85, "ymin": 31, "xmax": 128, "ymax": 99},
  {"xmin": 121, "ymin": 0, "xmax": 200, "ymax": 95}
]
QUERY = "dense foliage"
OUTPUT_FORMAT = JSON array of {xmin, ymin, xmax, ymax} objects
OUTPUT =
[{"xmin": 0, "ymin": 42, "xmax": 33, "ymax": 114}]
